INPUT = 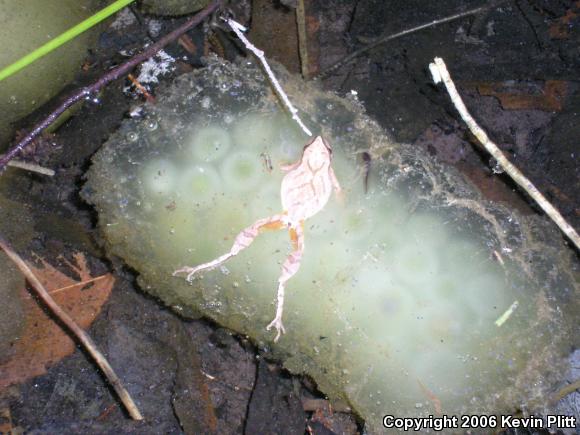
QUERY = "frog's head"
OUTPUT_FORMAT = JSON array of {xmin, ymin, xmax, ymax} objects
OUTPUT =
[{"xmin": 302, "ymin": 136, "xmax": 332, "ymax": 167}]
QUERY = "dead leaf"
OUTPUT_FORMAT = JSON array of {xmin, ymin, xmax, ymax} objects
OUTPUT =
[
  {"xmin": 0, "ymin": 252, "xmax": 114, "ymax": 390},
  {"xmin": 477, "ymin": 81, "xmax": 568, "ymax": 112},
  {"xmin": 0, "ymin": 406, "xmax": 14, "ymax": 434},
  {"xmin": 549, "ymin": 1, "xmax": 580, "ymax": 39}
]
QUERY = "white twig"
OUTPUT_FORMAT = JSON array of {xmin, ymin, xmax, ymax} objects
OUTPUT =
[
  {"xmin": 430, "ymin": 57, "xmax": 580, "ymax": 250},
  {"xmin": 225, "ymin": 19, "xmax": 313, "ymax": 137},
  {"xmin": 6, "ymin": 160, "xmax": 55, "ymax": 176}
]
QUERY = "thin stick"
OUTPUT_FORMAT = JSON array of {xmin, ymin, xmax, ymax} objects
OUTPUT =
[
  {"xmin": 550, "ymin": 379, "xmax": 580, "ymax": 404},
  {"xmin": 0, "ymin": 235, "xmax": 143, "ymax": 420},
  {"xmin": 6, "ymin": 160, "xmax": 55, "ymax": 176},
  {"xmin": 317, "ymin": 5, "xmax": 487, "ymax": 79},
  {"xmin": 0, "ymin": 0, "xmax": 221, "ymax": 173},
  {"xmin": 225, "ymin": 19, "xmax": 313, "ymax": 137},
  {"xmin": 296, "ymin": 0, "xmax": 310, "ymax": 79},
  {"xmin": 429, "ymin": 57, "xmax": 580, "ymax": 250}
]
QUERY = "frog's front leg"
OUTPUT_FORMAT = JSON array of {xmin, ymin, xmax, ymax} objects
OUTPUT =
[
  {"xmin": 173, "ymin": 214, "xmax": 285, "ymax": 282},
  {"xmin": 329, "ymin": 166, "xmax": 345, "ymax": 203},
  {"xmin": 267, "ymin": 221, "xmax": 305, "ymax": 342}
]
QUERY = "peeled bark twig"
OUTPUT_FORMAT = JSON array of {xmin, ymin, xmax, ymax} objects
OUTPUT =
[
  {"xmin": 0, "ymin": 0, "xmax": 222, "ymax": 173},
  {"xmin": 226, "ymin": 18, "xmax": 313, "ymax": 137},
  {"xmin": 4, "ymin": 159, "xmax": 55, "ymax": 176},
  {"xmin": 0, "ymin": 235, "xmax": 143, "ymax": 420},
  {"xmin": 429, "ymin": 57, "xmax": 580, "ymax": 250}
]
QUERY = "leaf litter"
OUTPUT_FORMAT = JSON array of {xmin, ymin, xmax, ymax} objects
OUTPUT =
[{"xmin": 0, "ymin": 252, "xmax": 114, "ymax": 389}]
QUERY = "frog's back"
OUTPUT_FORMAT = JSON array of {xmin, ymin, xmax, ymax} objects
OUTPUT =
[{"xmin": 281, "ymin": 165, "xmax": 333, "ymax": 221}]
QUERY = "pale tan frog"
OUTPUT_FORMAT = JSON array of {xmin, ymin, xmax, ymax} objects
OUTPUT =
[{"xmin": 174, "ymin": 136, "xmax": 342, "ymax": 341}]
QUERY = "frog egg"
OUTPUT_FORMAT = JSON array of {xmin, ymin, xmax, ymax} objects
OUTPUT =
[
  {"xmin": 219, "ymin": 151, "xmax": 263, "ymax": 192},
  {"xmin": 141, "ymin": 158, "xmax": 177, "ymax": 196},
  {"xmin": 190, "ymin": 125, "xmax": 231, "ymax": 162},
  {"xmin": 391, "ymin": 241, "xmax": 440, "ymax": 290},
  {"xmin": 177, "ymin": 164, "xmax": 221, "ymax": 204},
  {"xmin": 232, "ymin": 114, "xmax": 279, "ymax": 150}
]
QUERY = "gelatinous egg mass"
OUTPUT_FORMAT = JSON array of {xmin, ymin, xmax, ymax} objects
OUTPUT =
[
  {"xmin": 190, "ymin": 126, "xmax": 231, "ymax": 162},
  {"xmin": 220, "ymin": 151, "xmax": 263, "ymax": 192},
  {"xmin": 178, "ymin": 165, "xmax": 221, "ymax": 203},
  {"xmin": 84, "ymin": 59, "xmax": 578, "ymax": 432},
  {"xmin": 142, "ymin": 159, "xmax": 177, "ymax": 195}
]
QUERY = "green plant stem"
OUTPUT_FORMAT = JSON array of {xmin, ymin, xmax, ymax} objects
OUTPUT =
[
  {"xmin": 0, "ymin": 0, "xmax": 137, "ymax": 82},
  {"xmin": 0, "ymin": 0, "xmax": 221, "ymax": 172}
]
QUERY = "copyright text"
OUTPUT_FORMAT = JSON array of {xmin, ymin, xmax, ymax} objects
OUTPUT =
[{"xmin": 382, "ymin": 414, "xmax": 577, "ymax": 431}]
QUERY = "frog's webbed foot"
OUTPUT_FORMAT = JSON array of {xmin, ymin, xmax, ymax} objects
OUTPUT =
[
  {"xmin": 173, "ymin": 250, "xmax": 236, "ymax": 281},
  {"xmin": 173, "ymin": 266, "xmax": 198, "ymax": 282},
  {"xmin": 173, "ymin": 260, "xmax": 227, "ymax": 282},
  {"xmin": 266, "ymin": 315, "xmax": 286, "ymax": 342},
  {"xmin": 266, "ymin": 224, "xmax": 305, "ymax": 342}
]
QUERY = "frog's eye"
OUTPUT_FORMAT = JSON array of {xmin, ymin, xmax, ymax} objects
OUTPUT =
[
  {"xmin": 322, "ymin": 139, "xmax": 333, "ymax": 155},
  {"xmin": 304, "ymin": 137, "xmax": 332, "ymax": 154}
]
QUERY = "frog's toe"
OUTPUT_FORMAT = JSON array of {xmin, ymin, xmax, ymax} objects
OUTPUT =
[
  {"xmin": 186, "ymin": 270, "xmax": 198, "ymax": 282},
  {"xmin": 173, "ymin": 266, "xmax": 190, "ymax": 277},
  {"xmin": 173, "ymin": 266, "xmax": 198, "ymax": 282},
  {"xmin": 266, "ymin": 317, "xmax": 286, "ymax": 342}
]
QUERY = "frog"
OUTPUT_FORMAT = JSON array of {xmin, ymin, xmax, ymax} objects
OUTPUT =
[{"xmin": 174, "ymin": 135, "xmax": 342, "ymax": 341}]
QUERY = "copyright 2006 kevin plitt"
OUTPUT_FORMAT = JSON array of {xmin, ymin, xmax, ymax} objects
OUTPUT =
[{"xmin": 383, "ymin": 414, "xmax": 577, "ymax": 431}]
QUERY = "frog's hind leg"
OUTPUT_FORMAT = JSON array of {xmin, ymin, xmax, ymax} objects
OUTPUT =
[
  {"xmin": 173, "ymin": 214, "xmax": 285, "ymax": 282},
  {"xmin": 267, "ymin": 222, "xmax": 305, "ymax": 342}
]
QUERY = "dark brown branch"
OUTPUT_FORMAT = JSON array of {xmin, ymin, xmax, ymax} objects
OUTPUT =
[
  {"xmin": 316, "ymin": 4, "xmax": 489, "ymax": 80},
  {"xmin": 0, "ymin": 0, "xmax": 222, "ymax": 172},
  {"xmin": 0, "ymin": 235, "xmax": 143, "ymax": 420}
]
